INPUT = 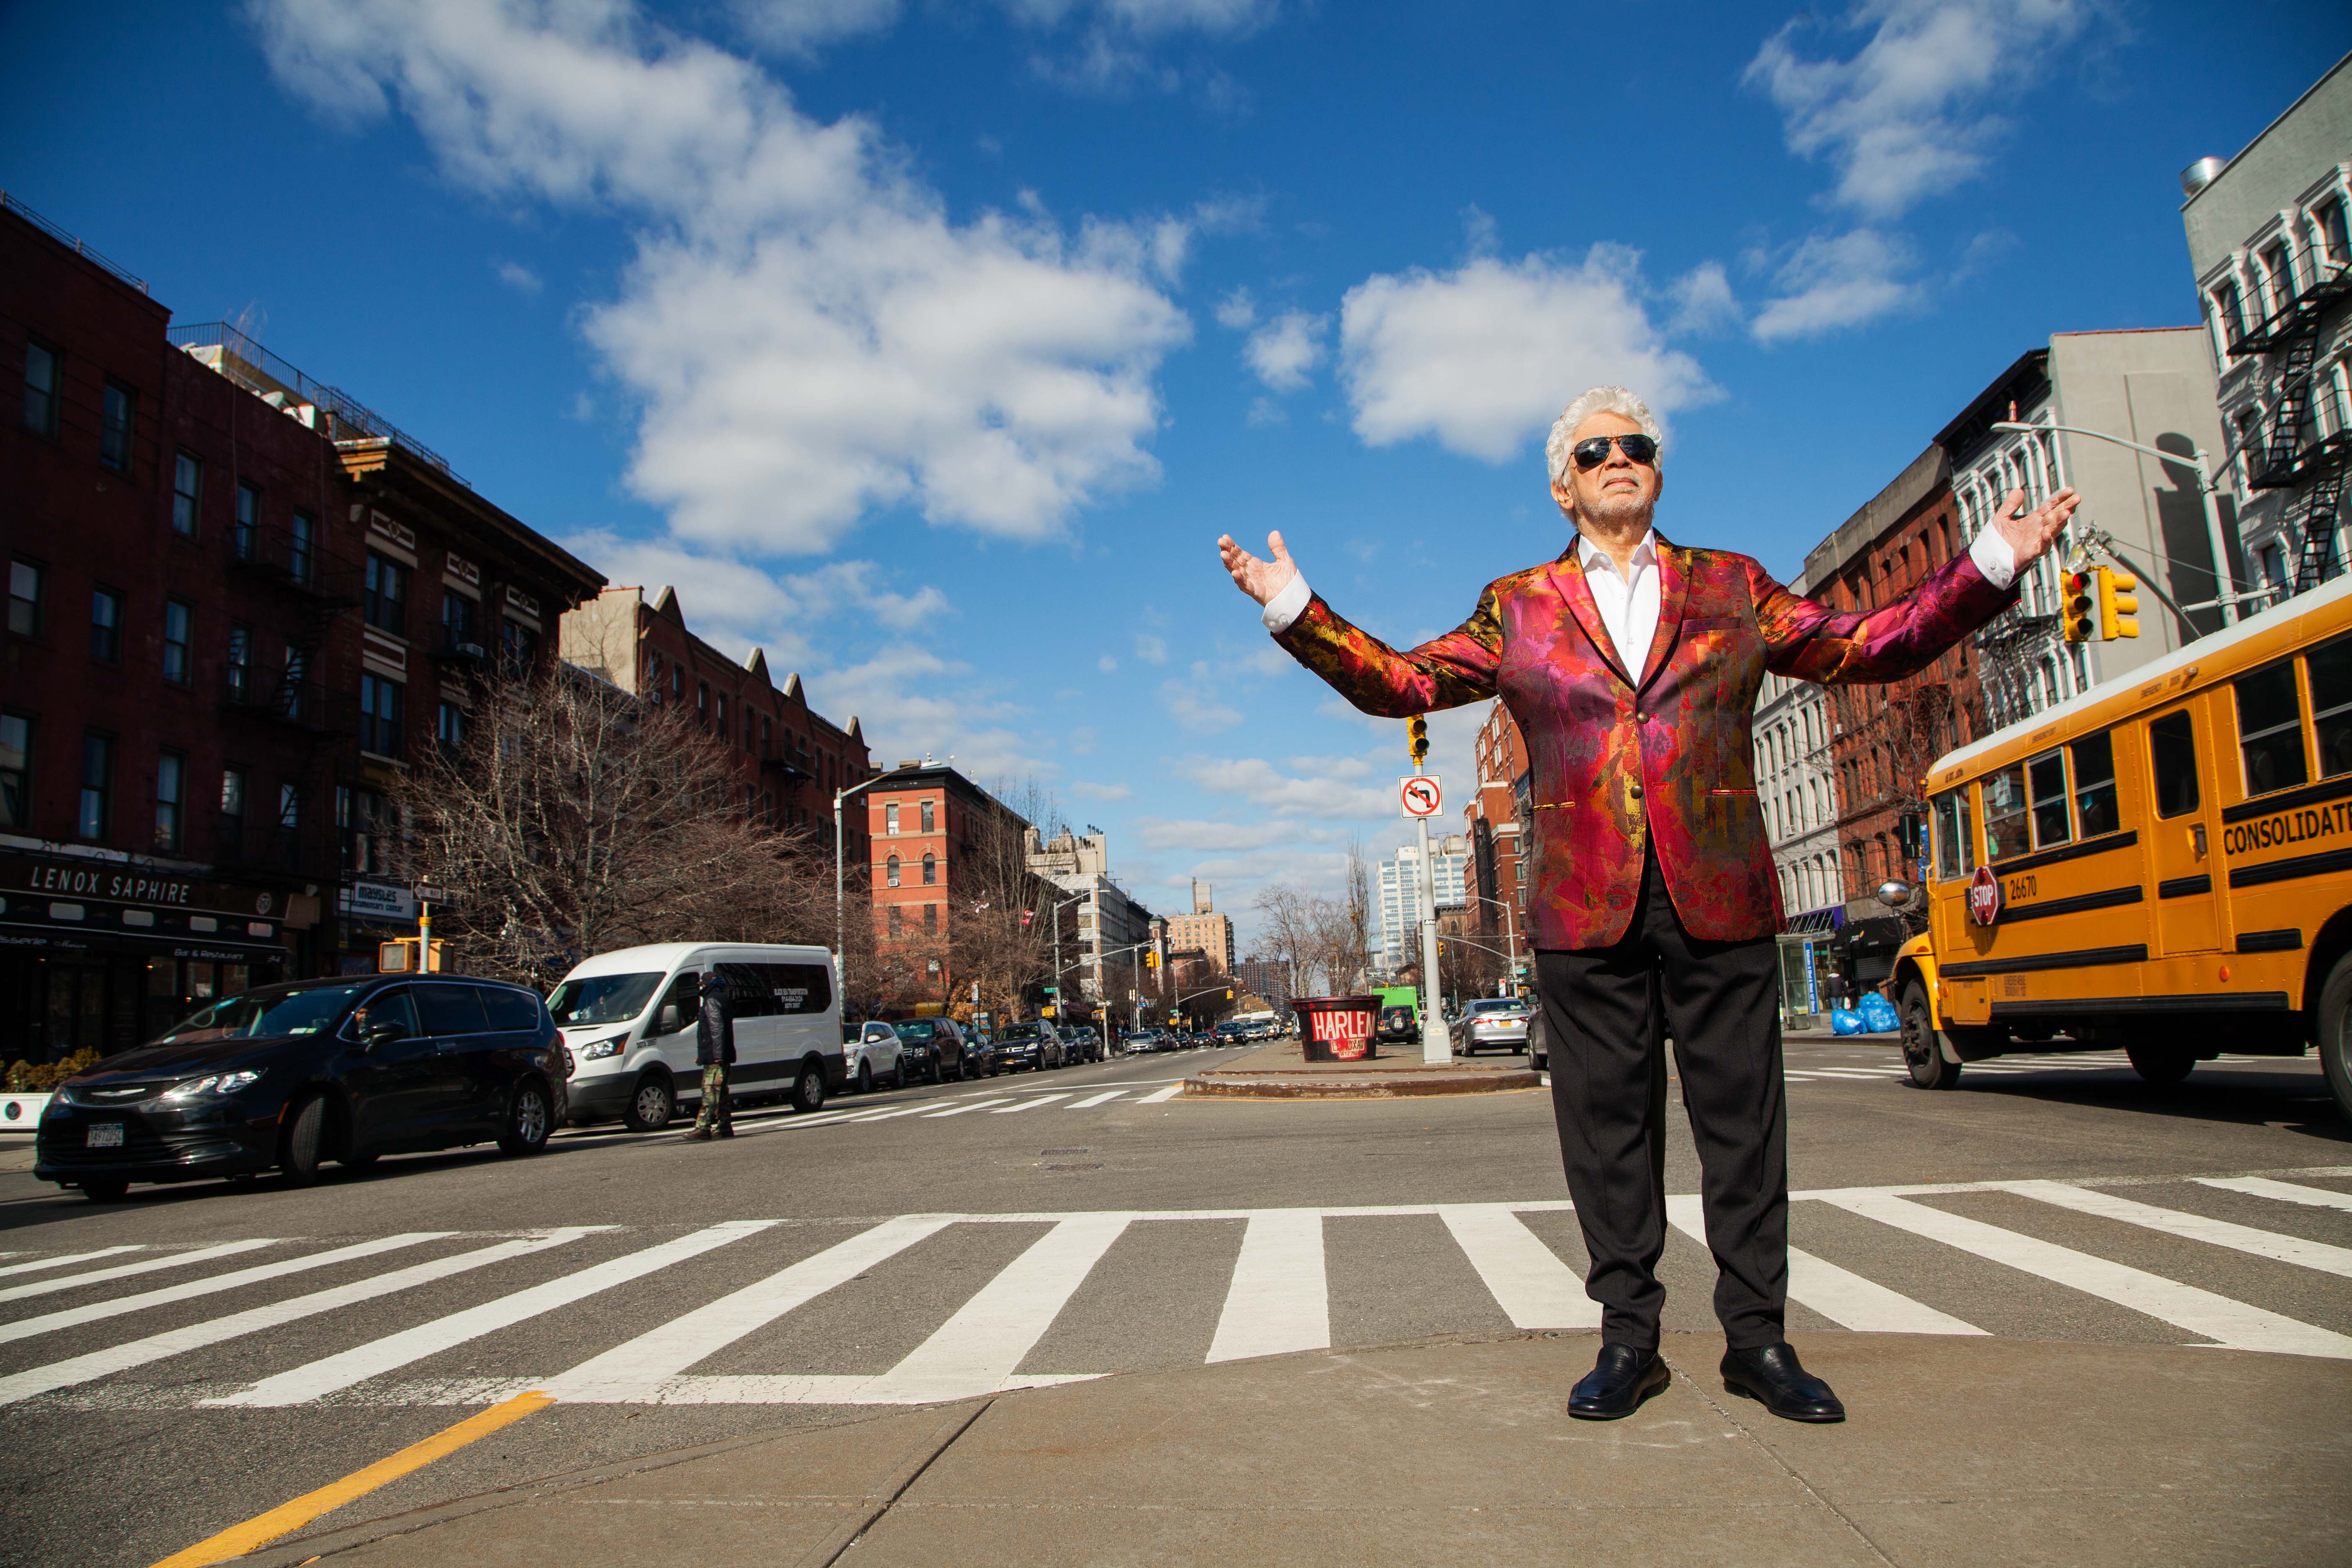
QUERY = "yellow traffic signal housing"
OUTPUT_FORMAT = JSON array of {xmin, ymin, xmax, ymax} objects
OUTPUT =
[
  {"xmin": 2060, "ymin": 570, "xmax": 2094, "ymax": 643},
  {"xmin": 1144, "ymin": 949, "xmax": 1159, "ymax": 968},
  {"xmin": 2098, "ymin": 567, "xmax": 2140, "ymax": 640},
  {"xmin": 377, "ymin": 938, "xmax": 446, "ymax": 973},
  {"xmin": 1407, "ymin": 714, "xmax": 1429, "ymax": 764},
  {"xmin": 1224, "ymin": 989, "xmax": 1234, "ymax": 1001}
]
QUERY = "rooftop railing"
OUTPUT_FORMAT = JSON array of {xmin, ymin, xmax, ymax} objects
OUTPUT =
[
  {"xmin": 167, "ymin": 321, "xmax": 464, "ymax": 483},
  {"xmin": 2, "ymin": 192, "xmax": 148, "ymax": 293}
]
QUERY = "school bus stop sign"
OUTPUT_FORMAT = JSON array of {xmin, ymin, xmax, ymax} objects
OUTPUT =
[{"xmin": 1967, "ymin": 864, "xmax": 2002, "ymax": 927}]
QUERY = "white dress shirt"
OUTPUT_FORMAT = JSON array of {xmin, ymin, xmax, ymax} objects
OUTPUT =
[{"xmin": 1259, "ymin": 526, "xmax": 2021, "ymax": 644}]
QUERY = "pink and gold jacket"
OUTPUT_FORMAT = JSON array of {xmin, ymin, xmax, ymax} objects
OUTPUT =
[{"xmin": 1272, "ymin": 535, "xmax": 2016, "ymax": 949}]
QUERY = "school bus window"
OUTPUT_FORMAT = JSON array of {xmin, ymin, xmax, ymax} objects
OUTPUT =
[
  {"xmin": 1982, "ymin": 761, "xmax": 2030, "ymax": 859},
  {"xmin": 2027, "ymin": 749, "xmax": 2071, "ymax": 848},
  {"xmin": 1932, "ymin": 788, "xmax": 1973, "ymax": 879},
  {"xmin": 2306, "ymin": 636, "xmax": 2352, "ymax": 778},
  {"xmin": 2234, "ymin": 661, "xmax": 2307, "ymax": 797},
  {"xmin": 2149, "ymin": 710, "xmax": 2199, "ymax": 818},
  {"xmin": 2071, "ymin": 730, "xmax": 2119, "ymax": 838}
]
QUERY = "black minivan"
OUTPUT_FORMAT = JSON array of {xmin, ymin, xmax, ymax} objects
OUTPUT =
[{"xmin": 35, "ymin": 974, "xmax": 566, "ymax": 1202}]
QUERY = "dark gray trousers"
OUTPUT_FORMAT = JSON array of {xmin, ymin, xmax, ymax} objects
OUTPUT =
[{"xmin": 1536, "ymin": 843, "xmax": 1788, "ymax": 1350}]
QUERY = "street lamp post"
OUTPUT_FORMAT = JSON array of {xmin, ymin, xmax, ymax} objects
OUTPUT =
[
  {"xmin": 1464, "ymin": 891, "xmax": 1522, "ymax": 994},
  {"xmin": 1991, "ymin": 419, "xmax": 2254, "ymax": 629}
]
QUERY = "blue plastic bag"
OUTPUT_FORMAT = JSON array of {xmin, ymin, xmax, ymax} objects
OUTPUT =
[
  {"xmin": 1829, "ymin": 1008, "xmax": 1865, "ymax": 1035},
  {"xmin": 1856, "ymin": 992, "xmax": 1901, "ymax": 1034}
]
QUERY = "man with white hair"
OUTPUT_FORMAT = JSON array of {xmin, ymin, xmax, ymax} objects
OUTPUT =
[{"xmin": 1218, "ymin": 385, "xmax": 2074, "ymax": 1421}]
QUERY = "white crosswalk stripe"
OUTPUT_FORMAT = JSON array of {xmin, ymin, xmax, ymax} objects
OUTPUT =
[
  {"xmin": 6, "ymin": 1170, "xmax": 2347, "ymax": 1411},
  {"xmin": 0, "ymin": 1238, "xmax": 280, "ymax": 1305},
  {"xmin": 0, "ymin": 1245, "xmax": 145, "ymax": 1282}
]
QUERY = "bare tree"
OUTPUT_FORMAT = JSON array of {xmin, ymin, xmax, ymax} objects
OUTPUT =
[{"xmin": 1252, "ymin": 882, "xmax": 1318, "ymax": 999}]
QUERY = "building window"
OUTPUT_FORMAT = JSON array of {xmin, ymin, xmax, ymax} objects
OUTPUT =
[
  {"xmin": 2213, "ymin": 281, "xmax": 2245, "ymax": 346},
  {"xmin": 162, "ymin": 600, "xmax": 192, "ymax": 685},
  {"xmin": 697, "ymin": 681, "xmax": 709, "ymax": 721},
  {"xmin": 441, "ymin": 591, "xmax": 475, "ymax": 652},
  {"xmin": 886, "ymin": 854, "xmax": 901, "ymax": 887},
  {"xmin": 715, "ymin": 693, "xmax": 727, "ymax": 734},
  {"xmin": 2261, "ymin": 242, "xmax": 2294, "ymax": 314},
  {"xmin": 924, "ymin": 904, "xmax": 937, "ymax": 934},
  {"xmin": 646, "ymin": 650, "xmax": 664, "ymax": 704},
  {"xmin": 226, "ymin": 624, "xmax": 252, "ymax": 702},
  {"xmin": 436, "ymin": 701, "xmax": 466, "ymax": 756},
  {"xmin": 22, "ymin": 338, "xmax": 58, "ymax": 437},
  {"xmin": 365, "ymin": 553, "xmax": 407, "ymax": 635},
  {"xmin": 279, "ymin": 782, "xmax": 301, "ymax": 838},
  {"xmin": 0, "ymin": 714, "xmax": 29, "ymax": 828},
  {"xmin": 885, "ymin": 802, "xmax": 899, "ymax": 835},
  {"xmin": 172, "ymin": 453, "xmax": 202, "ymax": 535},
  {"xmin": 9, "ymin": 560, "xmax": 43, "ymax": 636},
  {"xmin": 341, "ymin": 785, "xmax": 390, "ymax": 874},
  {"xmin": 921, "ymin": 799, "xmax": 935, "ymax": 833},
  {"xmin": 220, "ymin": 767, "xmax": 246, "ymax": 852},
  {"xmin": 90, "ymin": 587, "xmax": 123, "ymax": 663},
  {"xmin": 2318, "ymin": 197, "xmax": 2350, "ymax": 267},
  {"xmin": 289, "ymin": 511, "xmax": 315, "ymax": 584},
  {"xmin": 359, "ymin": 674, "xmax": 405, "ymax": 758},
  {"xmin": 79, "ymin": 733, "xmax": 113, "ymax": 841},
  {"xmin": 155, "ymin": 750, "xmax": 185, "ymax": 851},
  {"xmin": 100, "ymin": 380, "xmax": 136, "ymax": 472},
  {"xmin": 501, "ymin": 619, "xmax": 537, "ymax": 675},
  {"xmin": 283, "ymin": 646, "xmax": 307, "ymax": 720},
  {"xmin": 234, "ymin": 482, "xmax": 261, "ymax": 559},
  {"xmin": 670, "ymin": 667, "xmax": 681, "ymax": 704},
  {"xmin": 922, "ymin": 851, "xmax": 936, "ymax": 885},
  {"xmin": 888, "ymin": 905, "xmax": 903, "ymax": 936},
  {"xmin": 760, "ymin": 717, "xmax": 771, "ymax": 757}
]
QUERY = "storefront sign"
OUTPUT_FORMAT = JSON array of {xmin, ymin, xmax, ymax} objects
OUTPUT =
[
  {"xmin": 342, "ymin": 881, "xmax": 418, "ymax": 921},
  {"xmin": 0, "ymin": 854, "xmax": 276, "ymax": 918}
]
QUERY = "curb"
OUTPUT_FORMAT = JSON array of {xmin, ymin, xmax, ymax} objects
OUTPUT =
[{"xmin": 1183, "ymin": 1068, "xmax": 1540, "ymax": 1099}]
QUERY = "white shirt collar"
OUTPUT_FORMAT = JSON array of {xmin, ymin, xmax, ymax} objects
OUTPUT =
[{"xmin": 1574, "ymin": 529, "xmax": 1658, "ymax": 576}]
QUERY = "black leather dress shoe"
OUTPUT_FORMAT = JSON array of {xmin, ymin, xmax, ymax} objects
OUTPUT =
[
  {"xmin": 1720, "ymin": 1343, "xmax": 1845, "ymax": 1423},
  {"xmin": 1566, "ymin": 1343, "xmax": 1670, "ymax": 1420}
]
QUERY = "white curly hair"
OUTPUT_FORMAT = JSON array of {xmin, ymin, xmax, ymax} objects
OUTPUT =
[{"xmin": 1544, "ymin": 386, "xmax": 1664, "ymax": 489}]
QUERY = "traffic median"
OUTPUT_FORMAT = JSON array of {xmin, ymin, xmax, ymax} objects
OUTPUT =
[{"xmin": 1181, "ymin": 1037, "xmax": 1539, "ymax": 1100}]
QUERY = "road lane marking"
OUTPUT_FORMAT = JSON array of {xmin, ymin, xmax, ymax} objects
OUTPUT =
[
  {"xmin": 858, "ymin": 1212, "xmax": 1133, "ymax": 1402},
  {"xmin": 2198, "ymin": 1176, "xmax": 2352, "ymax": 1213},
  {"xmin": 1670, "ymin": 1195, "xmax": 1984, "ymax": 1334},
  {"xmin": 1065, "ymin": 1091, "xmax": 1127, "ymax": 1109},
  {"xmin": 0, "ymin": 1231, "xmax": 594, "ymax": 1406},
  {"xmin": 1207, "ymin": 1210, "xmax": 1327, "ymax": 1363},
  {"xmin": 2009, "ymin": 1180, "xmax": 2352, "ymax": 1278},
  {"xmin": 924, "ymin": 1099, "xmax": 1016, "ymax": 1117},
  {"xmin": 0, "ymin": 1238, "xmax": 280, "ymax": 1304},
  {"xmin": 992, "ymin": 1094, "xmax": 1069, "ymax": 1114},
  {"xmin": 1136, "ymin": 1084, "xmax": 1184, "ymax": 1104},
  {"xmin": 0, "ymin": 1245, "xmax": 145, "ymax": 1281},
  {"xmin": 147, "ymin": 1389, "xmax": 554, "ymax": 1568},
  {"xmin": 834, "ymin": 1106, "xmax": 931, "ymax": 1123},
  {"xmin": 0, "ymin": 1233, "xmax": 456, "ymax": 1347},
  {"xmin": 1819, "ymin": 1191, "xmax": 2352, "ymax": 1358},
  {"xmin": 543, "ymin": 1217, "xmax": 955, "ymax": 1402},
  {"xmin": 208, "ymin": 1220, "xmax": 779, "ymax": 1408},
  {"xmin": 1437, "ymin": 1204, "xmax": 1599, "ymax": 1329}
]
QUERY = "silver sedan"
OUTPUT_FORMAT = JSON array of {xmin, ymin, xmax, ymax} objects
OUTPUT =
[{"xmin": 1459, "ymin": 1001, "xmax": 1532, "ymax": 1055}]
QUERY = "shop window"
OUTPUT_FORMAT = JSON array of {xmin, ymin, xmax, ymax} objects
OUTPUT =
[
  {"xmin": 234, "ymin": 482, "xmax": 260, "ymax": 560},
  {"xmin": 101, "ymin": 379, "xmax": 135, "ymax": 473},
  {"xmin": 8, "ymin": 560, "xmax": 41, "ymax": 637},
  {"xmin": 155, "ymin": 750, "xmax": 185, "ymax": 851},
  {"xmin": 220, "ymin": 767, "xmax": 246, "ymax": 852},
  {"xmin": 22, "ymin": 338, "xmax": 57, "ymax": 437},
  {"xmin": 79, "ymin": 732, "xmax": 113, "ymax": 841},
  {"xmin": 359, "ymin": 674, "xmax": 405, "ymax": 758},
  {"xmin": 2149, "ymin": 711, "xmax": 2200, "ymax": 818},
  {"xmin": 2236, "ymin": 661, "xmax": 2308, "ymax": 797},
  {"xmin": 2071, "ymin": 731, "xmax": 2119, "ymax": 838},
  {"xmin": 162, "ymin": 600, "xmax": 192, "ymax": 685},
  {"xmin": 172, "ymin": 453, "xmax": 202, "ymax": 535},
  {"xmin": 0, "ymin": 714, "xmax": 29, "ymax": 829},
  {"xmin": 365, "ymin": 553, "xmax": 408, "ymax": 636},
  {"xmin": 90, "ymin": 587, "xmax": 123, "ymax": 663}
]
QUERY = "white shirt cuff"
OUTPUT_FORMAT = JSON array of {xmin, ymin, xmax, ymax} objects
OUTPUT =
[
  {"xmin": 1261, "ymin": 571, "xmax": 1312, "ymax": 633},
  {"xmin": 1968, "ymin": 526, "xmax": 2017, "ymax": 590}
]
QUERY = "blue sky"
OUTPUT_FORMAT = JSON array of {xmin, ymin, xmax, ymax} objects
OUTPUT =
[{"xmin": 5, "ymin": 1, "xmax": 2344, "ymax": 944}]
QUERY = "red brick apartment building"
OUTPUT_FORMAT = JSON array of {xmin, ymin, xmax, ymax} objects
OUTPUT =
[
  {"xmin": 558, "ymin": 585, "xmax": 871, "ymax": 842},
  {"xmin": 0, "ymin": 197, "xmax": 601, "ymax": 1060},
  {"xmin": 1464, "ymin": 700, "xmax": 1531, "ymax": 960},
  {"xmin": 861, "ymin": 762, "xmax": 1034, "ymax": 1012}
]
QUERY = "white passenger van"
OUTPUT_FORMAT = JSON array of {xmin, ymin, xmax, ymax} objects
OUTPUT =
[{"xmin": 546, "ymin": 943, "xmax": 843, "ymax": 1132}]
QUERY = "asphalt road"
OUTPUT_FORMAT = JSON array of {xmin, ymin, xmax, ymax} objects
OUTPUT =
[{"xmin": 2, "ymin": 1035, "xmax": 2347, "ymax": 1568}]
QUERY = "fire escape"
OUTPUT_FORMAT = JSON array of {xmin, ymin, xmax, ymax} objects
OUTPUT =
[
  {"xmin": 2223, "ymin": 237, "xmax": 2352, "ymax": 592},
  {"xmin": 219, "ymin": 524, "xmax": 361, "ymax": 875}
]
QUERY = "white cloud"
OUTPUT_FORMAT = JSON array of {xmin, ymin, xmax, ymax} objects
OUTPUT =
[
  {"xmin": 1336, "ymin": 247, "xmax": 1714, "ymax": 464},
  {"xmin": 1097, "ymin": 654, "xmax": 1118, "ymax": 673},
  {"xmin": 1749, "ymin": 228, "xmax": 1920, "ymax": 343},
  {"xmin": 495, "ymin": 260, "xmax": 542, "ymax": 294},
  {"xmin": 1245, "ymin": 396, "xmax": 1285, "ymax": 427},
  {"xmin": 1745, "ymin": 0, "xmax": 2096, "ymax": 220},
  {"xmin": 733, "ymin": 0, "xmax": 901, "ymax": 54},
  {"xmin": 1666, "ymin": 260, "xmax": 1738, "ymax": 336},
  {"xmin": 253, "ymin": 0, "xmax": 1191, "ymax": 556},
  {"xmin": 1215, "ymin": 286, "xmax": 1257, "ymax": 330},
  {"xmin": 1243, "ymin": 308, "xmax": 1327, "ymax": 393},
  {"xmin": 1073, "ymin": 780, "xmax": 1133, "ymax": 801},
  {"xmin": 1162, "ymin": 678, "xmax": 1243, "ymax": 733},
  {"xmin": 823, "ymin": 641, "xmax": 1047, "ymax": 779},
  {"xmin": 1132, "ymin": 817, "xmax": 1310, "ymax": 852},
  {"xmin": 1169, "ymin": 753, "xmax": 1391, "ymax": 818},
  {"xmin": 1134, "ymin": 632, "xmax": 1168, "ymax": 665}
]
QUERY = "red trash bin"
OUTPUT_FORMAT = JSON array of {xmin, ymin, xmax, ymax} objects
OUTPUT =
[{"xmin": 1291, "ymin": 995, "xmax": 1381, "ymax": 1062}]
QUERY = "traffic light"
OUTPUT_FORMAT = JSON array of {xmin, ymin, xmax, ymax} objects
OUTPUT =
[
  {"xmin": 1224, "ymin": 989, "xmax": 1234, "ymax": 1001},
  {"xmin": 2060, "ymin": 569, "xmax": 2094, "ymax": 643},
  {"xmin": 1407, "ymin": 715, "xmax": 1429, "ymax": 765},
  {"xmin": 1145, "ymin": 949, "xmax": 1159, "ymax": 968},
  {"xmin": 2097, "ymin": 567, "xmax": 2140, "ymax": 640}
]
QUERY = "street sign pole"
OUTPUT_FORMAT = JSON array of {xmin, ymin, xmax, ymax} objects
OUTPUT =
[{"xmin": 1400, "ymin": 771, "xmax": 1452, "ymax": 1064}]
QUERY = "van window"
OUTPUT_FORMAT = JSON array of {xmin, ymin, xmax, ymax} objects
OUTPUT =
[
  {"xmin": 1982, "ymin": 762, "xmax": 2030, "ymax": 860},
  {"xmin": 415, "ymin": 984, "xmax": 489, "ymax": 1037},
  {"xmin": 2071, "ymin": 731, "xmax": 2118, "ymax": 838},
  {"xmin": 2235, "ymin": 661, "xmax": 2308, "ymax": 797},
  {"xmin": 547, "ymin": 972, "xmax": 663, "ymax": 1027},
  {"xmin": 2027, "ymin": 750, "xmax": 2071, "ymax": 848},
  {"xmin": 2308, "ymin": 636, "xmax": 2352, "ymax": 778},
  {"xmin": 1932, "ymin": 788, "xmax": 1973, "ymax": 878},
  {"xmin": 652, "ymin": 972, "xmax": 700, "ymax": 1034},
  {"xmin": 480, "ymin": 986, "xmax": 542, "ymax": 1032},
  {"xmin": 348, "ymin": 988, "xmax": 420, "ymax": 1043},
  {"xmin": 2150, "ymin": 711, "xmax": 2200, "ymax": 818},
  {"xmin": 756, "ymin": 962, "xmax": 832, "ymax": 1015}
]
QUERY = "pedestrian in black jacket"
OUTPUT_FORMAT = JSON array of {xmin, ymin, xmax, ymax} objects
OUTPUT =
[{"xmin": 688, "ymin": 972, "xmax": 735, "ymax": 1141}]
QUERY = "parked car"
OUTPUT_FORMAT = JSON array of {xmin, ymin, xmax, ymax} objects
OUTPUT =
[
  {"xmin": 36, "ymin": 974, "xmax": 565, "ymax": 1202},
  {"xmin": 962, "ymin": 1030, "xmax": 1005, "ymax": 1076},
  {"xmin": 996, "ymin": 1022, "xmax": 1066, "ymax": 1071},
  {"xmin": 841, "ymin": 1020, "xmax": 906, "ymax": 1091},
  {"xmin": 1061, "ymin": 1024, "xmax": 1105, "ymax": 1065},
  {"xmin": 893, "ymin": 1018, "xmax": 972, "ymax": 1083},
  {"xmin": 1123, "ymin": 1029, "xmax": 1162, "ymax": 1054},
  {"xmin": 1528, "ymin": 1008, "xmax": 1549, "ymax": 1073},
  {"xmin": 1376, "ymin": 1004, "xmax": 1418, "ymax": 1043},
  {"xmin": 1458, "ymin": 998, "xmax": 1533, "ymax": 1055},
  {"xmin": 549, "ymin": 943, "xmax": 843, "ymax": 1130}
]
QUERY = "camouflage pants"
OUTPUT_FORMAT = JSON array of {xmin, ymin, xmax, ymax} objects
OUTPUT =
[{"xmin": 695, "ymin": 1062, "xmax": 732, "ymax": 1133}]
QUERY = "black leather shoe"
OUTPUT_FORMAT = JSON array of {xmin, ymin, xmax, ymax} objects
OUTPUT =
[
  {"xmin": 1566, "ymin": 1343, "xmax": 1669, "ymax": 1420},
  {"xmin": 1720, "ymin": 1343, "xmax": 1845, "ymax": 1423}
]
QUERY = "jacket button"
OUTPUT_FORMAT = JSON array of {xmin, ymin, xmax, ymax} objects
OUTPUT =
[{"xmin": 1629, "ymin": 782, "xmax": 1645, "ymax": 799}]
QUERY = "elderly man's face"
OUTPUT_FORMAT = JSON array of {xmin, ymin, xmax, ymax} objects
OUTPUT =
[{"xmin": 1550, "ymin": 410, "xmax": 1661, "ymax": 532}]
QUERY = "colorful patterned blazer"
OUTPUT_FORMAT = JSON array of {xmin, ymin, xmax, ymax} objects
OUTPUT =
[{"xmin": 1272, "ymin": 534, "xmax": 2017, "ymax": 949}]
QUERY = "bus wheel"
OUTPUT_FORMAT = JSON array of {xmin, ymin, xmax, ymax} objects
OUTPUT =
[
  {"xmin": 1898, "ymin": 981, "xmax": 1963, "ymax": 1091},
  {"xmin": 2322, "ymin": 952, "xmax": 2352, "ymax": 1124},
  {"xmin": 2126, "ymin": 1044, "xmax": 2195, "ymax": 1086}
]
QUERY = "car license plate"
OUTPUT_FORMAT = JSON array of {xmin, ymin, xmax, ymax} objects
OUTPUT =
[{"xmin": 87, "ymin": 1123, "xmax": 124, "ymax": 1148}]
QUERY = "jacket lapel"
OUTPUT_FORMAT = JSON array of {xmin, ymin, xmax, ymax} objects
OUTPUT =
[
  {"xmin": 1635, "ymin": 535, "xmax": 1687, "ymax": 691},
  {"xmin": 1549, "ymin": 544, "xmax": 1634, "ymax": 687}
]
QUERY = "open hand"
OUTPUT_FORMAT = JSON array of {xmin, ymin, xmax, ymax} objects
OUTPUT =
[
  {"xmin": 1217, "ymin": 530, "xmax": 1300, "ymax": 607},
  {"xmin": 1992, "ymin": 487, "xmax": 2081, "ymax": 573}
]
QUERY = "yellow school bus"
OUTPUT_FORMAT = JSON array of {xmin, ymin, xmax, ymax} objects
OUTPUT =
[{"xmin": 1888, "ymin": 569, "xmax": 2352, "ymax": 1122}]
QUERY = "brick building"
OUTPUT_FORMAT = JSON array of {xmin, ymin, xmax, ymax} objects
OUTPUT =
[
  {"xmin": 559, "ymin": 584, "xmax": 871, "ymax": 839},
  {"xmin": 861, "ymin": 761, "xmax": 1036, "ymax": 1014},
  {"xmin": 1463, "ymin": 699, "xmax": 1530, "ymax": 964}
]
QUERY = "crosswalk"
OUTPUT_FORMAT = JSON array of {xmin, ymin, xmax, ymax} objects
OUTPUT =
[
  {"xmin": 1779, "ymin": 1050, "xmax": 2281, "ymax": 1084},
  {"xmin": 5, "ymin": 1167, "xmax": 2347, "ymax": 1413},
  {"xmin": 596, "ymin": 1079, "xmax": 1191, "ymax": 1145}
]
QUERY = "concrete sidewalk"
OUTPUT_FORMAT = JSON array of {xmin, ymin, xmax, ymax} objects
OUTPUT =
[{"xmin": 240, "ymin": 1331, "xmax": 2349, "ymax": 1568}]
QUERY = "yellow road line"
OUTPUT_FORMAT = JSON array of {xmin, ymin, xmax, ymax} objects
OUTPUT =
[{"xmin": 149, "ymin": 1390, "xmax": 554, "ymax": 1568}]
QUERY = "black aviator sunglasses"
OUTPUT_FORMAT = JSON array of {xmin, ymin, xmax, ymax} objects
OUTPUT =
[{"xmin": 1569, "ymin": 433, "xmax": 1659, "ymax": 470}]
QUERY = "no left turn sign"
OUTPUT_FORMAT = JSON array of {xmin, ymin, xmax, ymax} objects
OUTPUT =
[{"xmin": 1400, "ymin": 775, "xmax": 1443, "ymax": 818}]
